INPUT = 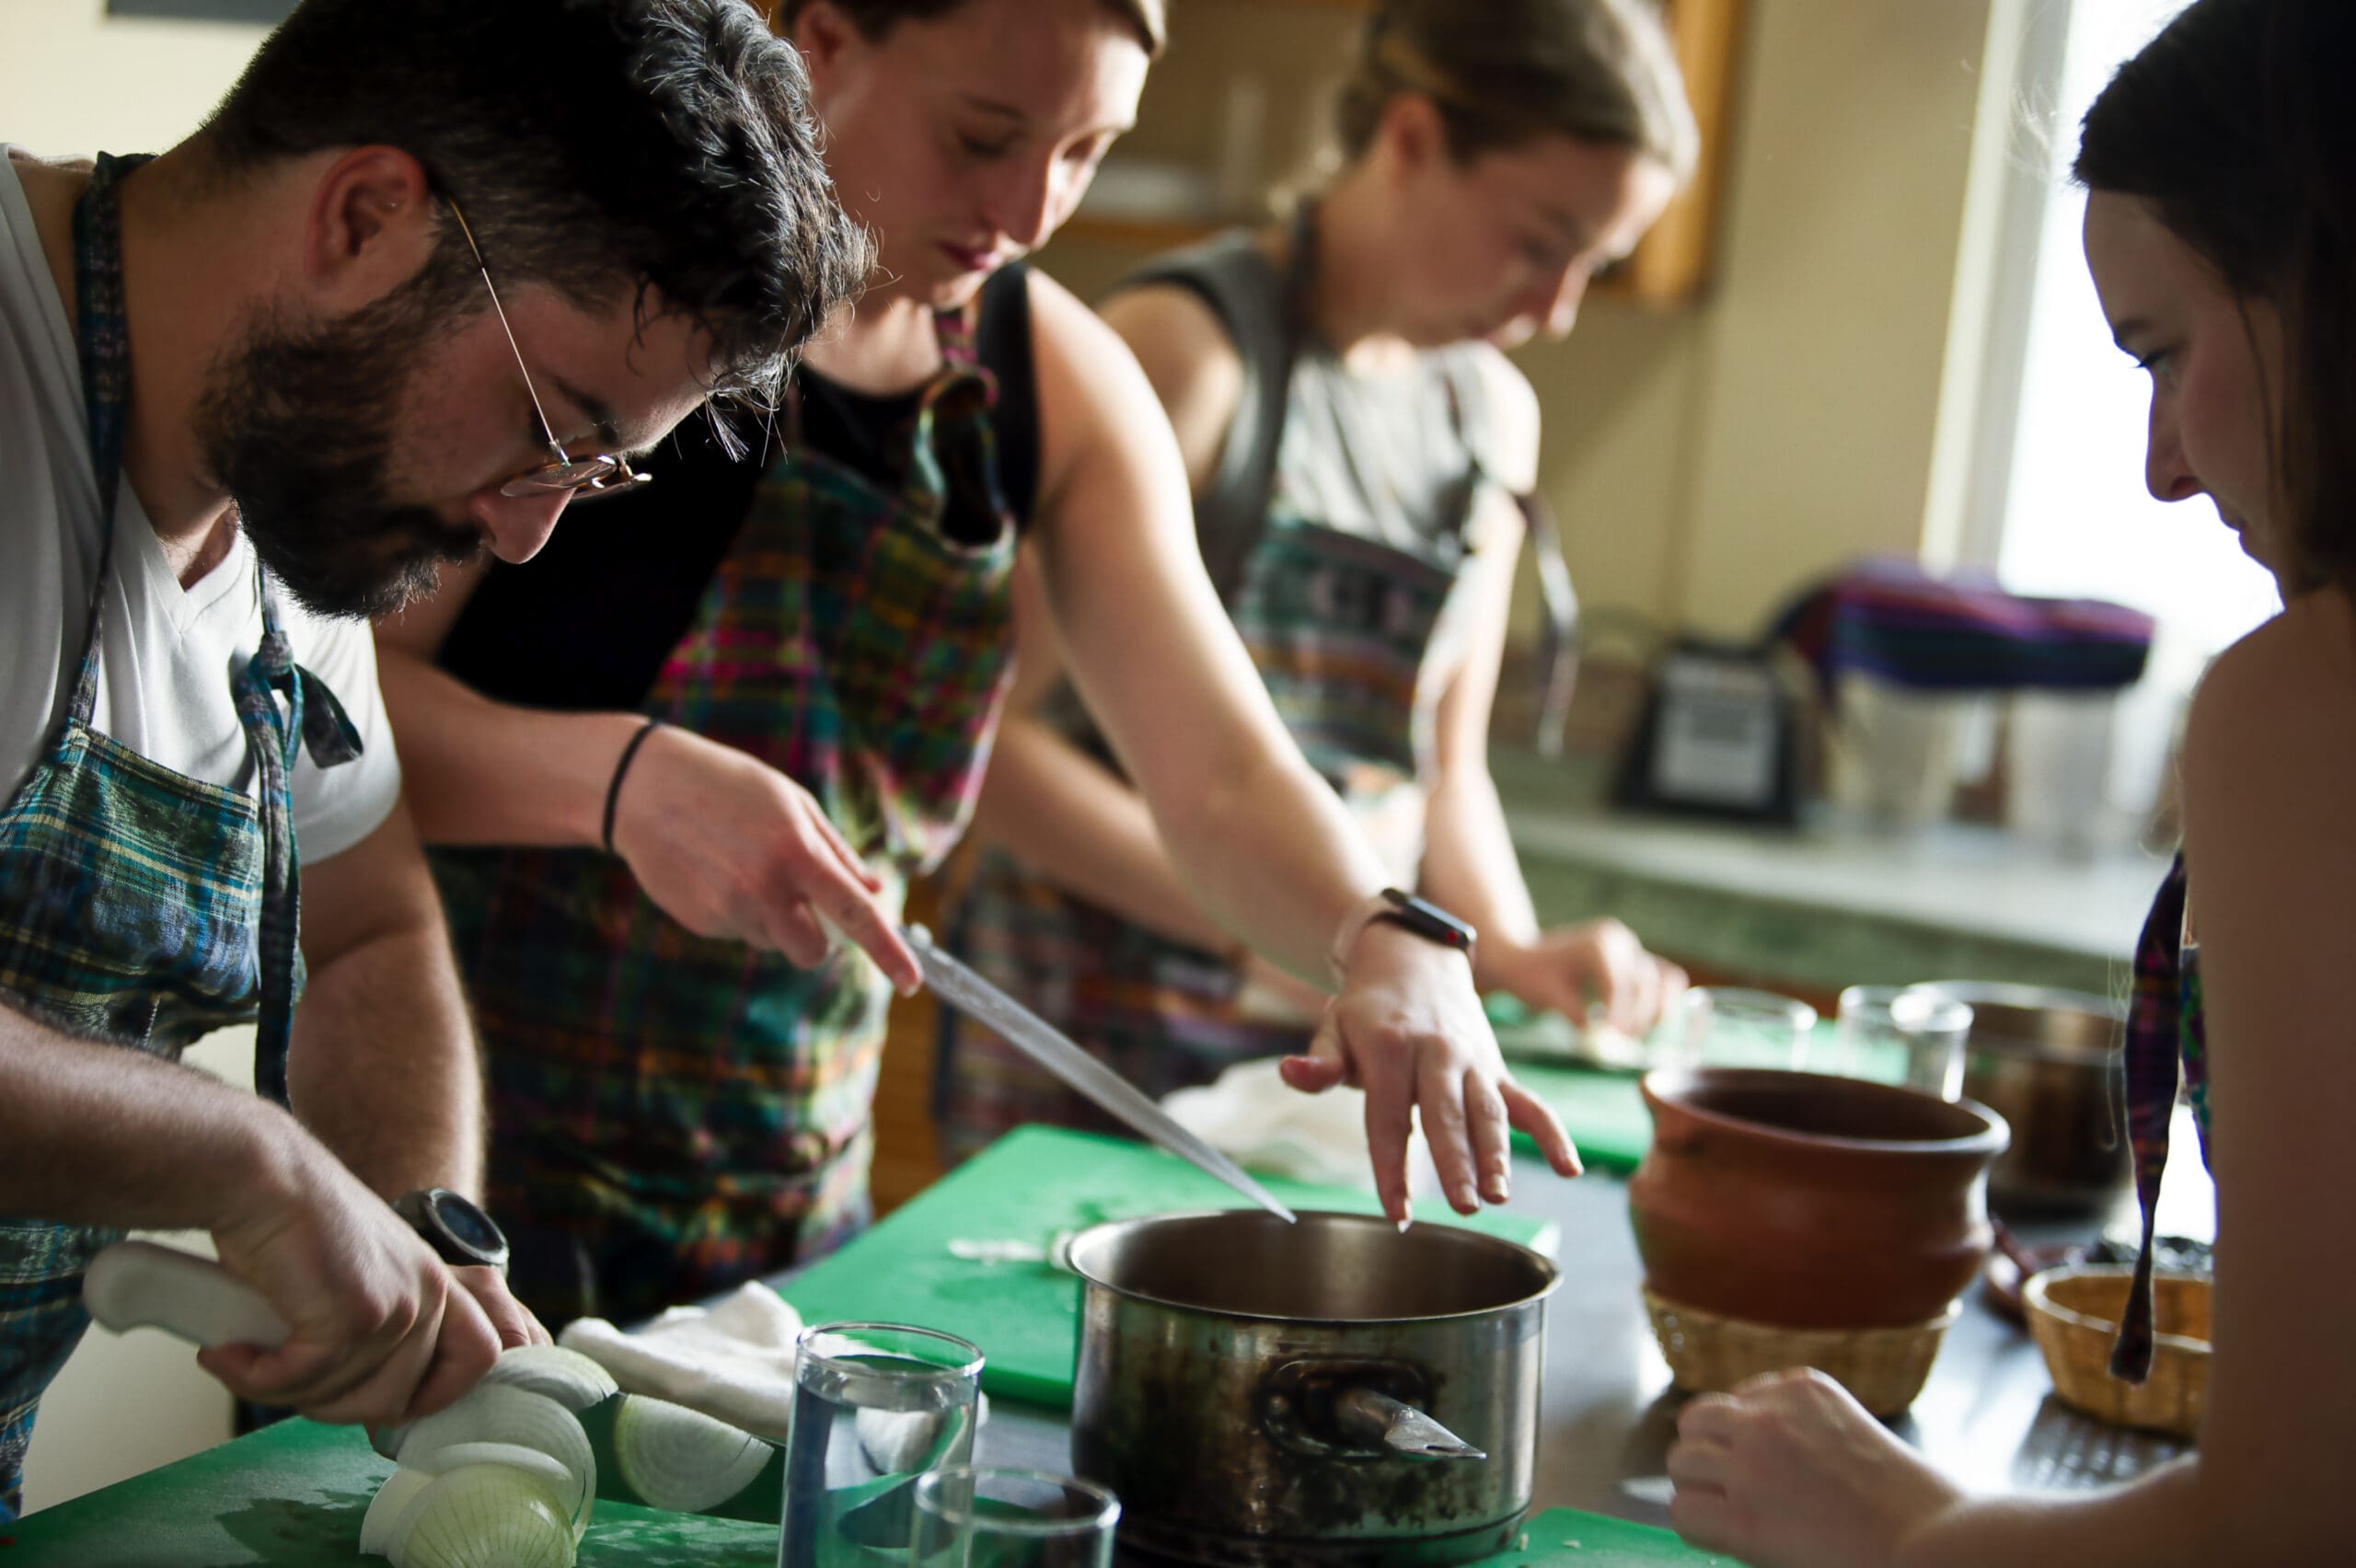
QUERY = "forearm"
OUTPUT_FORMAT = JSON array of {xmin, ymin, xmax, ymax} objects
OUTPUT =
[
  {"xmin": 0, "ymin": 999, "xmax": 294, "ymax": 1231},
  {"xmin": 1900, "ymin": 1460, "xmax": 2247, "ymax": 1567},
  {"xmin": 288, "ymin": 921, "xmax": 482, "ymax": 1203},
  {"xmin": 970, "ymin": 716, "xmax": 1232, "ymax": 952},
  {"xmin": 1418, "ymin": 764, "xmax": 1542, "ymax": 981},
  {"xmin": 1134, "ymin": 731, "xmax": 1389, "ymax": 986},
  {"xmin": 375, "ymin": 646, "xmax": 646, "ymax": 849}
]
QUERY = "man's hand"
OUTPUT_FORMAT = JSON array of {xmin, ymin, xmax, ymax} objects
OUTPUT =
[
  {"xmin": 198, "ymin": 1130, "xmax": 502, "ymax": 1429},
  {"xmin": 453, "ymin": 1264, "xmax": 551, "ymax": 1348},
  {"xmin": 1277, "ymin": 924, "xmax": 1580, "ymax": 1224},
  {"xmin": 1484, "ymin": 918, "xmax": 1689, "ymax": 1037},
  {"xmin": 610, "ymin": 724, "xmax": 921, "ymax": 992}
]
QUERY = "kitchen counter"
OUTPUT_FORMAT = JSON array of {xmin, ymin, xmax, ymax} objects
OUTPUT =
[
  {"xmin": 6, "ymin": 1132, "xmax": 2206, "ymax": 1562},
  {"xmin": 975, "ymin": 1150, "xmax": 2203, "ymax": 1528},
  {"xmin": 1490, "ymin": 748, "xmax": 2170, "ymax": 1000}
]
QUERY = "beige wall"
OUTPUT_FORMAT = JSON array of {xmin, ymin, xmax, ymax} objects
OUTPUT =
[
  {"xmin": 0, "ymin": 0, "xmax": 268, "ymax": 156},
  {"xmin": 1041, "ymin": 0, "xmax": 1996, "ymax": 643}
]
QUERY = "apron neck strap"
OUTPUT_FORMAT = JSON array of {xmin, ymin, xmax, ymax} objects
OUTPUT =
[{"xmin": 70, "ymin": 152, "xmax": 154, "ymax": 526}]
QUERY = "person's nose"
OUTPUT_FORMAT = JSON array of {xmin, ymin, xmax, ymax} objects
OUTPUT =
[
  {"xmin": 1539, "ymin": 265, "xmax": 1588, "ymax": 340},
  {"xmin": 983, "ymin": 156, "xmax": 1063, "ymax": 254},
  {"xmin": 2143, "ymin": 389, "xmax": 2201, "ymax": 503},
  {"xmin": 469, "ymin": 485, "xmax": 574, "ymax": 565}
]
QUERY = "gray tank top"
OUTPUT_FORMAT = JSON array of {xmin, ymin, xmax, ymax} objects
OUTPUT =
[{"xmin": 1116, "ymin": 224, "xmax": 1498, "ymax": 603}]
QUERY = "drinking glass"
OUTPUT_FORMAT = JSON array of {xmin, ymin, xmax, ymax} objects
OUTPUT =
[
  {"xmin": 1835, "ymin": 985, "xmax": 1975, "ymax": 1100},
  {"xmin": 909, "ymin": 1467, "xmax": 1120, "ymax": 1568},
  {"xmin": 780, "ymin": 1321, "xmax": 986, "ymax": 1568},
  {"xmin": 1668, "ymin": 986, "xmax": 1818, "ymax": 1069}
]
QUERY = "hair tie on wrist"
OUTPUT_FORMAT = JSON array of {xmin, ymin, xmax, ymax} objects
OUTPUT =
[{"xmin": 602, "ymin": 718, "xmax": 664, "ymax": 856}]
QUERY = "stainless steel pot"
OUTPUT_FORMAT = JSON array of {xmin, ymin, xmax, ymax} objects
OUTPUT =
[
  {"xmin": 1922, "ymin": 982, "xmax": 2131, "ymax": 1216},
  {"xmin": 1067, "ymin": 1210, "xmax": 1558, "ymax": 1568}
]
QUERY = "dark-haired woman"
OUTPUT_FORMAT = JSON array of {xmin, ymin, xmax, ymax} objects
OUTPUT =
[
  {"xmin": 1663, "ymin": 3, "xmax": 2354, "ymax": 1562},
  {"xmin": 938, "ymin": 0, "xmax": 1696, "ymax": 1159},
  {"xmin": 375, "ymin": 0, "xmax": 1577, "ymax": 1328}
]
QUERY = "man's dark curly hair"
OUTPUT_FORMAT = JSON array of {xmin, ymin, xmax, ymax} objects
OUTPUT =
[{"xmin": 202, "ymin": 0, "xmax": 871, "ymax": 411}]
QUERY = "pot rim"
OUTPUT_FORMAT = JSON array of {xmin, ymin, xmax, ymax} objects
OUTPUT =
[
  {"xmin": 1065, "ymin": 1208, "xmax": 1562, "ymax": 1326},
  {"xmin": 1641, "ymin": 1066, "xmax": 2011, "ymax": 1159}
]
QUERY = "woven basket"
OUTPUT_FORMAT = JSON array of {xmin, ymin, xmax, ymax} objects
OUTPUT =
[
  {"xmin": 1642, "ymin": 1287, "xmax": 1956, "ymax": 1415},
  {"xmin": 2024, "ymin": 1264, "xmax": 2210, "ymax": 1439}
]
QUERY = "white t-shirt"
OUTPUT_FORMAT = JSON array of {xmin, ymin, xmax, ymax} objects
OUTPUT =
[{"xmin": 0, "ymin": 147, "xmax": 400, "ymax": 864}]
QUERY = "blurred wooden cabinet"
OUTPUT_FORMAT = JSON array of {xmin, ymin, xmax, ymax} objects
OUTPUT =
[{"xmin": 1059, "ymin": 0, "xmax": 1747, "ymax": 306}]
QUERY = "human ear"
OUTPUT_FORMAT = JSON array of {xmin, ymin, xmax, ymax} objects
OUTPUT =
[
  {"xmin": 300, "ymin": 144, "xmax": 436, "ymax": 313},
  {"xmin": 1378, "ymin": 92, "xmax": 1449, "ymax": 183},
  {"xmin": 790, "ymin": 1, "xmax": 860, "ymax": 95}
]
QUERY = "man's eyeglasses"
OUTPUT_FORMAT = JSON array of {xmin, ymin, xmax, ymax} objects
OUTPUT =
[{"xmin": 445, "ymin": 197, "xmax": 651, "ymax": 504}]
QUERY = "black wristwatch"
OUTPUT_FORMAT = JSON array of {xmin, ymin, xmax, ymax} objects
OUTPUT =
[
  {"xmin": 1331, "ymin": 887, "xmax": 1478, "ymax": 981},
  {"xmin": 393, "ymin": 1188, "xmax": 511, "ymax": 1274},
  {"xmin": 1371, "ymin": 887, "xmax": 1477, "ymax": 961}
]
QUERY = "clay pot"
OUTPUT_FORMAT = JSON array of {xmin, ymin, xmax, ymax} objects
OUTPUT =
[{"xmin": 1628, "ymin": 1068, "xmax": 2011, "ymax": 1329}]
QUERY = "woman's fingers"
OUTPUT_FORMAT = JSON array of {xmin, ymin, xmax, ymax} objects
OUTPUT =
[
  {"xmin": 1465, "ymin": 1071, "xmax": 1512, "ymax": 1205},
  {"xmin": 1416, "ymin": 1050, "xmax": 1480, "ymax": 1214},
  {"xmin": 1500, "ymin": 1078, "xmax": 1581, "ymax": 1176}
]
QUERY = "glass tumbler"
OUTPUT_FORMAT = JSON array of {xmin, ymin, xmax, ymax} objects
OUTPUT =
[
  {"xmin": 909, "ymin": 1467, "xmax": 1120, "ymax": 1568},
  {"xmin": 780, "ymin": 1321, "xmax": 986, "ymax": 1568},
  {"xmin": 1669, "ymin": 986, "xmax": 1818, "ymax": 1069},
  {"xmin": 1836, "ymin": 985, "xmax": 1975, "ymax": 1100}
]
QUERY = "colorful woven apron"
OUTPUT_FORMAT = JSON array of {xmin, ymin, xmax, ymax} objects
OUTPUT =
[
  {"xmin": 937, "ymin": 281, "xmax": 1490, "ymax": 1159},
  {"xmin": 432, "ymin": 312, "xmax": 1018, "ymax": 1329},
  {"xmin": 2110, "ymin": 853, "xmax": 2212, "ymax": 1380},
  {"xmin": 0, "ymin": 153, "xmax": 359, "ymax": 1518}
]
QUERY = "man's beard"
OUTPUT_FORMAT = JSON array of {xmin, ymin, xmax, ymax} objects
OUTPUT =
[{"xmin": 195, "ymin": 270, "xmax": 489, "ymax": 620}]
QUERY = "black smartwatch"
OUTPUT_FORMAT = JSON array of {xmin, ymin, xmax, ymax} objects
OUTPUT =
[
  {"xmin": 393, "ymin": 1188, "xmax": 511, "ymax": 1274},
  {"xmin": 1332, "ymin": 887, "xmax": 1478, "ymax": 981},
  {"xmin": 1370, "ymin": 887, "xmax": 1477, "ymax": 962}
]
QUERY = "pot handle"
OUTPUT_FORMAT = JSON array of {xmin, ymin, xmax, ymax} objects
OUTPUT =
[
  {"xmin": 1261, "ymin": 1359, "xmax": 1486, "ymax": 1463},
  {"xmin": 1333, "ymin": 1387, "xmax": 1485, "ymax": 1461}
]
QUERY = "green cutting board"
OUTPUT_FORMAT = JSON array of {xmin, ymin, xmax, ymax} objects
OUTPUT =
[
  {"xmin": 1504, "ymin": 1061, "xmax": 1657, "ymax": 1174},
  {"xmin": 0, "ymin": 1419, "xmax": 777, "ymax": 1566},
  {"xmin": 780, "ymin": 1125, "xmax": 1559, "ymax": 1410},
  {"xmin": 1467, "ymin": 1508, "xmax": 1734, "ymax": 1566},
  {"xmin": 1, "ymin": 1424, "xmax": 1728, "ymax": 1567}
]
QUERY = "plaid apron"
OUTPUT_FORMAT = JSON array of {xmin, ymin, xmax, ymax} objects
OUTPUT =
[
  {"xmin": 937, "ymin": 333, "xmax": 1489, "ymax": 1159},
  {"xmin": 433, "ymin": 312, "xmax": 1018, "ymax": 1328},
  {"xmin": 0, "ymin": 152, "xmax": 359, "ymax": 1518},
  {"xmin": 2109, "ymin": 853, "xmax": 2212, "ymax": 1380}
]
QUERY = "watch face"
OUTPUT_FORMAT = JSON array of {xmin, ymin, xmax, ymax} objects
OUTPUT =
[{"xmin": 430, "ymin": 1192, "xmax": 504, "ymax": 1255}]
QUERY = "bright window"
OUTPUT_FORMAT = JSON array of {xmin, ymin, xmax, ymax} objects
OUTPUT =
[{"xmin": 1995, "ymin": 0, "xmax": 2280, "ymax": 670}]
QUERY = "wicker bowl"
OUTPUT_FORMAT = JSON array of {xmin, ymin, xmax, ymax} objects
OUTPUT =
[
  {"xmin": 1642, "ymin": 1287, "xmax": 1956, "ymax": 1415},
  {"xmin": 2024, "ymin": 1264, "xmax": 2210, "ymax": 1439}
]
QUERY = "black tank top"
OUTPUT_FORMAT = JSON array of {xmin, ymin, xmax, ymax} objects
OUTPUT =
[{"xmin": 437, "ymin": 262, "xmax": 1039, "ymax": 711}]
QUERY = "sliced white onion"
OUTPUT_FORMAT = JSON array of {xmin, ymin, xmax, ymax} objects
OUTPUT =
[
  {"xmin": 476, "ymin": 1344, "xmax": 619, "ymax": 1412},
  {"xmin": 406, "ymin": 1440, "xmax": 591, "ymax": 1542},
  {"xmin": 360, "ymin": 1465, "xmax": 435, "ymax": 1561},
  {"xmin": 388, "ymin": 1462, "xmax": 573, "ymax": 1568},
  {"xmin": 610, "ymin": 1393, "xmax": 773, "ymax": 1514},
  {"xmin": 392, "ymin": 1384, "xmax": 594, "ymax": 1530}
]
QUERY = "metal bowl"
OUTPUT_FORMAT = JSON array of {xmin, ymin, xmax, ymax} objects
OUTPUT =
[{"xmin": 1921, "ymin": 982, "xmax": 2131, "ymax": 1216}]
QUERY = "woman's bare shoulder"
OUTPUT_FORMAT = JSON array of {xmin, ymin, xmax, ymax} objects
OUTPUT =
[{"xmin": 2183, "ymin": 588, "xmax": 2356, "ymax": 847}]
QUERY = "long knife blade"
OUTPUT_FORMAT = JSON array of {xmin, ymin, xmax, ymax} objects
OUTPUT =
[{"xmin": 905, "ymin": 924, "xmax": 1297, "ymax": 1223}]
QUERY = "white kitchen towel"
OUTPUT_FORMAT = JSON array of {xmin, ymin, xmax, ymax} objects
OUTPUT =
[
  {"xmin": 558, "ymin": 1282, "xmax": 989, "ymax": 1453},
  {"xmin": 1161, "ymin": 1056, "xmax": 1441, "ymax": 1200},
  {"xmin": 558, "ymin": 1281, "xmax": 803, "ymax": 1442}
]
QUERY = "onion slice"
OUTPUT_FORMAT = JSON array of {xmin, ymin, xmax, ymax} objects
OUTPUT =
[
  {"xmin": 388, "ymin": 1462, "xmax": 573, "ymax": 1568},
  {"xmin": 392, "ymin": 1385, "xmax": 594, "ymax": 1529},
  {"xmin": 610, "ymin": 1394, "xmax": 773, "ymax": 1514},
  {"xmin": 359, "ymin": 1465, "xmax": 434, "ymax": 1561},
  {"xmin": 405, "ymin": 1440, "xmax": 592, "ymax": 1543},
  {"xmin": 476, "ymin": 1345, "xmax": 619, "ymax": 1412}
]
